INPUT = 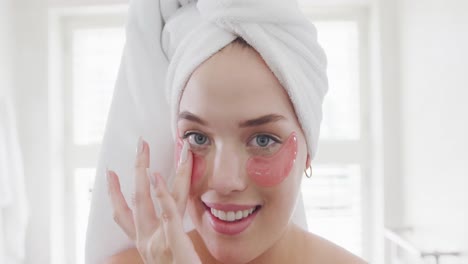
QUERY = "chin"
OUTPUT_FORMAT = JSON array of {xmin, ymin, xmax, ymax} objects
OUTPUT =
[
  {"xmin": 195, "ymin": 219, "xmax": 263, "ymax": 264},
  {"xmin": 188, "ymin": 196, "xmax": 290, "ymax": 264},
  {"xmin": 207, "ymin": 242, "xmax": 258, "ymax": 264}
]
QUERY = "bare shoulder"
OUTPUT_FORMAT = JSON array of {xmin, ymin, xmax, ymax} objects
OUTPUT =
[
  {"xmin": 189, "ymin": 227, "xmax": 367, "ymax": 264},
  {"xmin": 296, "ymin": 227, "xmax": 367, "ymax": 264}
]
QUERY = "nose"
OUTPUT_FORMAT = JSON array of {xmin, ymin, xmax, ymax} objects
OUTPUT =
[{"xmin": 208, "ymin": 143, "xmax": 247, "ymax": 195}]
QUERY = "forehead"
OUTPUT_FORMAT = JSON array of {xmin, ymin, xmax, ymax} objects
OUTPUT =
[{"xmin": 179, "ymin": 45, "xmax": 297, "ymax": 122}]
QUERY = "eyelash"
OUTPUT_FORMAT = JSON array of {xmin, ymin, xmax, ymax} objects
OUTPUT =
[
  {"xmin": 249, "ymin": 134, "xmax": 281, "ymax": 148},
  {"xmin": 183, "ymin": 132, "xmax": 211, "ymax": 147},
  {"xmin": 182, "ymin": 131, "xmax": 281, "ymax": 149}
]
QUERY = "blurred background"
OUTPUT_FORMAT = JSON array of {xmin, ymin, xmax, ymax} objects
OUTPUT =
[{"xmin": 0, "ymin": 0, "xmax": 467, "ymax": 263}]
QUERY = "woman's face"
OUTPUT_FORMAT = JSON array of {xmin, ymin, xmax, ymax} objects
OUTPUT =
[{"xmin": 176, "ymin": 44, "xmax": 309, "ymax": 263}]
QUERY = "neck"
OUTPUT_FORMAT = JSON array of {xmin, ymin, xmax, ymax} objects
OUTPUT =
[{"xmin": 247, "ymin": 223, "xmax": 300, "ymax": 264}]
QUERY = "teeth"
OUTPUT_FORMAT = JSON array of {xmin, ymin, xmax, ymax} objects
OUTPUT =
[
  {"xmin": 218, "ymin": 210, "xmax": 227, "ymax": 221},
  {"xmin": 235, "ymin": 211, "xmax": 243, "ymax": 220},
  {"xmin": 227, "ymin": 211, "xmax": 236, "ymax": 221},
  {"xmin": 242, "ymin": 210, "xmax": 249, "ymax": 218},
  {"xmin": 210, "ymin": 207, "xmax": 257, "ymax": 222}
]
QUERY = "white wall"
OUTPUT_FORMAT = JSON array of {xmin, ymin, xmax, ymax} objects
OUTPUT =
[
  {"xmin": 375, "ymin": 0, "xmax": 404, "ymax": 231},
  {"xmin": 11, "ymin": 0, "xmax": 51, "ymax": 263},
  {"xmin": 10, "ymin": 1, "xmax": 127, "ymax": 263},
  {"xmin": 299, "ymin": 0, "xmax": 369, "ymax": 6},
  {"xmin": 48, "ymin": 0, "xmax": 125, "ymax": 6},
  {"xmin": 369, "ymin": 0, "xmax": 404, "ymax": 262},
  {"xmin": 0, "ymin": 0, "xmax": 13, "ymax": 97},
  {"xmin": 399, "ymin": 0, "xmax": 468, "ymax": 254}
]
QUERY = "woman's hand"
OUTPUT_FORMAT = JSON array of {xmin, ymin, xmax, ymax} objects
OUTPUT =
[{"xmin": 107, "ymin": 138, "xmax": 201, "ymax": 264}]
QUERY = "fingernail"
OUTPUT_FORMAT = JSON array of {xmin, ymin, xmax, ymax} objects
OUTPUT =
[
  {"xmin": 137, "ymin": 136, "xmax": 144, "ymax": 155},
  {"xmin": 179, "ymin": 140, "xmax": 189, "ymax": 166}
]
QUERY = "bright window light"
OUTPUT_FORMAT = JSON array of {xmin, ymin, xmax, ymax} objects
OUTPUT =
[
  {"xmin": 315, "ymin": 21, "xmax": 361, "ymax": 141},
  {"xmin": 66, "ymin": 22, "xmax": 125, "ymax": 264},
  {"xmin": 301, "ymin": 19, "xmax": 364, "ymax": 257},
  {"xmin": 72, "ymin": 27, "xmax": 125, "ymax": 145},
  {"xmin": 73, "ymin": 168, "xmax": 96, "ymax": 264},
  {"xmin": 302, "ymin": 164, "xmax": 362, "ymax": 256}
]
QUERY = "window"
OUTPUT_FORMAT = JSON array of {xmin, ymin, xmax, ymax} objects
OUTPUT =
[
  {"xmin": 60, "ymin": 12, "xmax": 126, "ymax": 264},
  {"xmin": 315, "ymin": 21, "xmax": 361, "ymax": 141},
  {"xmin": 300, "ymin": 13, "xmax": 369, "ymax": 258}
]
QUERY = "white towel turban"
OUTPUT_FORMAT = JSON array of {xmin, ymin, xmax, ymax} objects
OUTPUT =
[
  {"xmin": 164, "ymin": 0, "xmax": 328, "ymax": 159},
  {"xmin": 86, "ymin": 0, "xmax": 327, "ymax": 263}
]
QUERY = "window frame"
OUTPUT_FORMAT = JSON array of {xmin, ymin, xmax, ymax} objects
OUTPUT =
[
  {"xmin": 299, "ymin": 6, "xmax": 372, "ymax": 260},
  {"xmin": 48, "ymin": 6, "xmax": 127, "ymax": 264}
]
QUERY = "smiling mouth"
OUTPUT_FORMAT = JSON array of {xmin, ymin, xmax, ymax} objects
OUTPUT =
[
  {"xmin": 202, "ymin": 203, "xmax": 262, "ymax": 235},
  {"xmin": 203, "ymin": 203, "xmax": 262, "ymax": 222},
  {"xmin": 209, "ymin": 206, "xmax": 261, "ymax": 222}
]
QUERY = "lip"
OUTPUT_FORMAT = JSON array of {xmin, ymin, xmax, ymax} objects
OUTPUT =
[{"xmin": 203, "ymin": 203, "xmax": 261, "ymax": 236}]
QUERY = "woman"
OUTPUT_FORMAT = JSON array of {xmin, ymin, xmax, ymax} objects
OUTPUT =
[{"xmin": 105, "ymin": 37, "xmax": 366, "ymax": 263}]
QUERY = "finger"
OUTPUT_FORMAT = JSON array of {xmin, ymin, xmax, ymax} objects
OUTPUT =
[
  {"xmin": 172, "ymin": 140, "xmax": 193, "ymax": 216},
  {"xmin": 154, "ymin": 173, "xmax": 185, "ymax": 232},
  {"xmin": 155, "ymin": 172, "xmax": 196, "ymax": 258},
  {"xmin": 153, "ymin": 173, "xmax": 196, "ymax": 262},
  {"xmin": 148, "ymin": 228, "xmax": 171, "ymax": 262},
  {"xmin": 107, "ymin": 169, "xmax": 136, "ymax": 240},
  {"xmin": 134, "ymin": 137, "xmax": 158, "ymax": 238},
  {"xmin": 161, "ymin": 215, "xmax": 196, "ymax": 259}
]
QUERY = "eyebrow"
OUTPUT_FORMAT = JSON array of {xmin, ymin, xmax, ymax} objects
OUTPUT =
[
  {"xmin": 178, "ymin": 111, "xmax": 208, "ymax": 126},
  {"xmin": 238, "ymin": 114, "xmax": 285, "ymax": 128},
  {"xmin": 178, "ymin": 111, "xmax": 285, "ymax": 128}
]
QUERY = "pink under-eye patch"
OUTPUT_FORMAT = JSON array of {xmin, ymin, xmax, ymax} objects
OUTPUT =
[
  {"xmin": 246, "ymin": 132, "xmax": 298, "ymax": 187},
  {"xmin": 175, "ymin": 132, "xmax": 297, "ymax": 188}
]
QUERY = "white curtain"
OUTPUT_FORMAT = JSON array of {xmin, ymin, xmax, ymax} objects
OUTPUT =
[
  {"xmin": 0, "ymin": 95, "xmax": 28, "ymax": 264},
  {"xmin": 0, "ymin": 0, "xmax": 28, "ymax": 262}
]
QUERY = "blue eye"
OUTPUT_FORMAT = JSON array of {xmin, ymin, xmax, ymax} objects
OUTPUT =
[
  {"xmin": 185, "ymin": 132, "xmax": 209, "ymax": 146},
  {"xmin": 251, "ymin": 134, "xmax": 278, "ymax": 148},
  {"xmin": 256, "ymin": 135, "xmax": 271, "ymax": 147}
]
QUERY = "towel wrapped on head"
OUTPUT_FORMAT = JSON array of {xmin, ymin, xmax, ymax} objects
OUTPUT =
[{"xmin": 163, "ymin": 0, "xmax": 328, "ymax": 159}]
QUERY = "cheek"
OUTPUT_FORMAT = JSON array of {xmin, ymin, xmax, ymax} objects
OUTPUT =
[
  {"xmin": 175, "ymin": 137, "xmax": 206, "ymax": 187},
  {"xmin": 191, "ymin": 154, "xmax": 206, "ymax": 186},
  {"xmin": 246, "ymin": 132, "xmax": 298, "ymax": 187}
]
